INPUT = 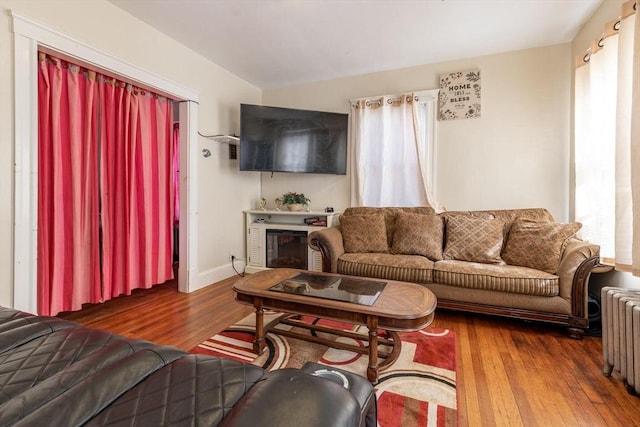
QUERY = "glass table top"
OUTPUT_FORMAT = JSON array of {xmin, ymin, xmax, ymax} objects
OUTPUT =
[{"xmin": 269, "ymin": 272, "xmax": 386, "ymax": 306}]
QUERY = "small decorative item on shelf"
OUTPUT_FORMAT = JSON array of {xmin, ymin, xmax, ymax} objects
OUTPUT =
[
  {"xmin": 259, "ymin": 197, "xmax": 267, "ymax": 211},
  {"xmin": 281, "ymin": 192, "xmax": 311, "ymax": 212},
  {"xmin": 275, "ymin": 198, "xmax": 283, "ymax": 211}
]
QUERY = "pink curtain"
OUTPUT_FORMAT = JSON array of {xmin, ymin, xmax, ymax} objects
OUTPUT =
[
  {"xmin": 38, "ymin": 52, "xmax": 175, "ymax": 314},
  {"xmin": 99, "ymin": 79, "xmax": 175, "ymax": 299},
  {"xmin": 37, "ymin": 54, "xmax": 101, "ymax": 316}
]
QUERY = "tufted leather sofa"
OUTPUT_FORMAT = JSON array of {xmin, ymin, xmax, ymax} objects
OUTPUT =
[
  {"xmin": 308, "ymin": 207, "xmax": 601, "ymax": 338},
  {"xmin": 0, "ymin": 306, "xmax": 372, "ymax": 426}
]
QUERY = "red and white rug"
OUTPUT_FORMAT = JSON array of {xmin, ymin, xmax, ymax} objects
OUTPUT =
[{"xmin": 191, "ymin": 312, "xmax": 457, "ymax": 426}]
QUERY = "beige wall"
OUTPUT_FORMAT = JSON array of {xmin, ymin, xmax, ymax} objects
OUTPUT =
[
  {"xmin": 0, "ymin": 0, "xmax": 262, "ymax": 306},
  {"xmin": 263, "ymin": 44, "xmax": 572, "ymax": 221}
]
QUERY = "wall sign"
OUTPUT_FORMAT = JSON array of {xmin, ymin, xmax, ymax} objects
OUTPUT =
[{"xmin": 439, "ymin": 70, "xmax": 481, "ymax": 120}]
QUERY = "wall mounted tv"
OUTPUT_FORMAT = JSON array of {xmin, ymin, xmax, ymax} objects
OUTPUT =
[{"xmin": 239, "ymin": 104, "xmax": 348, "ymax": 175}]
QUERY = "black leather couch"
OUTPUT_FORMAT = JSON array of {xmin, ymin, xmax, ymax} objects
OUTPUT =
[{"xmin": 0, "ymin": 306, "xmax": 376, "ymax": 426}]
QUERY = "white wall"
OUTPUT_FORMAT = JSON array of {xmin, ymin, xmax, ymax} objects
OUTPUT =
[
  {"xmin": 0, "ymin": 0, "xmax": 261, "ymax": 307},
  {"xmin": 263, "ymin": 44, "xmax": 572, "ymax": 221}
]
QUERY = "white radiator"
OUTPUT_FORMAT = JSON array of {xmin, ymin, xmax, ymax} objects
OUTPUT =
[{"xmin": 601, "ymin": 286, "xmax": 640, "ymax": 395}]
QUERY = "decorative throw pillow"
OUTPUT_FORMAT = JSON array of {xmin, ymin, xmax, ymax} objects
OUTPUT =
[
  {"xmin": 440, "ymin": 211, "xmax": 495, "ymax": 220},
  {"xmin": 341, "ymin": 214, "xmax": 389, "ymax": 253},
  {"xmin": 502, "ymin": 219, "xmax": 582, "ymax": 274},
  {"xmin": 443, "ymin": 215, "xmax": 505, "ymax": 264},
  {"xmin": 391, "ymin": 212, "xmax": 443, "ymax": 260}
]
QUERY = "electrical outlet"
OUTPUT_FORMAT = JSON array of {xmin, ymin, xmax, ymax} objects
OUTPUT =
[{"xmin": 229, "ymin": 251, "xmax": 235, "ymax": 261}]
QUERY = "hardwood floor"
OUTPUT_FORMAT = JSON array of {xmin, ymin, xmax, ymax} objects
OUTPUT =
[{"xmin": 58, "ymin": 275, "xmax": 640, "ymax": 427}]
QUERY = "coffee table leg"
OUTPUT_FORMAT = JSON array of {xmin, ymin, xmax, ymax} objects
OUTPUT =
[
  {"xmin": 367, "ymin": 316, "xmax": 379, "ymax": 383},
  {"xmin": 253, "ymin": 299, "xmax": 266, "ymax": 355}
]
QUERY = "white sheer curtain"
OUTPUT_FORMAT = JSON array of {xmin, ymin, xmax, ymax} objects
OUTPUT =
[
  {"xmin": 632, "ymin": 1, "xmax": 640, "ymax": 276},
  {"xmin": 575, "ymin": 0, "xmax": 640, "ymax": 276},
  {"xmin": 350, "ymin": 89, "xmax": 442, "ymax": 210}
]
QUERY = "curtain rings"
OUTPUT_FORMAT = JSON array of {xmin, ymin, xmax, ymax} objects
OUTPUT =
[
  {"xmin": 365, "ymin": 98, "xmax": 383, "ymax": 109},
  {"xmin": 386, "ymin": 95, "xmax": 412, "ymax": 106},
  {"xmin": 366, "ymin": 99, "xmax": 382, "ymax": 108},
  {"xmin": 354, "ymin": 93, "xmax": 417, "ymax": 108}
]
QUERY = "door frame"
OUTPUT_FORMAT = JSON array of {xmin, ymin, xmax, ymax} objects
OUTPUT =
[{"xmin": 11, "ymin": 12, "xmax": 200, "ymax": 312}]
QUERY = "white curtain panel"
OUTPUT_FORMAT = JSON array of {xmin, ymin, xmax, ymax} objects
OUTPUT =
[
  {"xmin": 632, "ymin": 7, "xmax": 640, "ymax": 276},
  {"xmin": 349, "ymin": 92, "xmax": 441, "ymax": 209},
  {"xmin": 616, "ymin": 12, "xmax": 635, "ymax": 267},
  {"xmin": 575, "ymin": 1, "xmax": 639, "ymax": 276},
  {"xmin": 576, "ymin": 31, "xmax": 617, "ymax": 259}
]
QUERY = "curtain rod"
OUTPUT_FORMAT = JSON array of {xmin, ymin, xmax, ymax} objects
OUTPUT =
[{"xmin": 349, "ymin": 88, "xmax": 438, "ymax": 104}]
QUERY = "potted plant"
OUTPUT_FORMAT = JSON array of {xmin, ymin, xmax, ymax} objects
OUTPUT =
[{"xmin": 280, "ymin": 192, "xmax": 310, "ymax": 211}]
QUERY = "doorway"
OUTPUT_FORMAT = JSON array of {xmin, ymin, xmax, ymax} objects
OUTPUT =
[{"xmin": 12, "ymin": 14, "xmax": 199, "ymax": 313}]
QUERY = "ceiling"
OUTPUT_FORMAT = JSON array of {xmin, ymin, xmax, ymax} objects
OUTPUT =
[{"xmin": 109, "ymin": 0, "xmax": 603, "ymax": 89}]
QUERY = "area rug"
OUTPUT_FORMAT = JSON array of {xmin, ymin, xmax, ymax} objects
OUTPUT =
[{"xmin": 191, "ymin": 312, "xmax": 457, "ymax": 426}]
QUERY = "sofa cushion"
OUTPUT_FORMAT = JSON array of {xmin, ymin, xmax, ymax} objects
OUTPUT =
[
  {"xmin": 501, "ymin": 220, "xmax": 582, "ymax": 274},
  {"xmin": 433, "ymin": 260, "xmax": 559, "ymax": 296},
  {"xmin": 9, "ymin": 346, "xmax": 187, "ymax": 426},
  {"xmin": 0, "ymin": 325, "xmax": 129, "ymax": 403},
  {"xmin": 343, "ymin": 206, "xmax": 436, "ymax": 245},
  {"xmin": 440, "ymin": 211, "xmax": 495, "ymax": 220},
  {"xmin": 338, "ymin": 253, "xmax": 434, "ymax": 283},
  {"xmin": 390, "ymin": 212, "xmax": 443, "ymax": 260},
  {"xmin": 443, "ymin": 215, "xmax": 505, "ymax": 264},
  {"xmin": 445, "ymin": 208, "xmax": 555, "ymax": 237},
  {"xmin": 86, "ymin": 355, "xmax": 265, "ymax": 427},
  {"xmin": 0, "ymin": 340, "xmax": 157, "ymax": 425},
  {"xmin": 464, "ymin": 208, "xmax": 554, "ymax": 222},
  {"xmin": 444, "ymin": 208, "xmax": 554, "ymax": 223},
  {"xmin": 219, "ymin": 369, "xmax": 361, "ymax": 427},
  {"xmin": 341, "ymin": 214, "xmax": 389, "ymax": 253}
]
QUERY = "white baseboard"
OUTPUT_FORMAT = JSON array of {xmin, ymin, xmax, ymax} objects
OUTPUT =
[{"xmin": 194, "ymin": 261, "xmax": 246, "ymax": 292}]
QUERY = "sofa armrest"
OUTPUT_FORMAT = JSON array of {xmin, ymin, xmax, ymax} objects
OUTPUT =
[
  {"xmin": 220, "ymin": 368, "xmax": 360, "ymax": 427},
  {"xmin": 557, "ymin": 238, "xmax": 600, "ymax": 324},
  {"xmin": 308, "ymin": 226, "xmax": 345, "ymax": 273}
]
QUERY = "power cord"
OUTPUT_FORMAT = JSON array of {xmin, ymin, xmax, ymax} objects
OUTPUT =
[{"xmin": 231, "ymin": 255, "xmax": 245, "ymax": 277}]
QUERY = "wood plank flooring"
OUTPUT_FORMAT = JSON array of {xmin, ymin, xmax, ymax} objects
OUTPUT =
[{"xmin": 58, "ymin": 275, "xmax": 640, "ymax": 427}]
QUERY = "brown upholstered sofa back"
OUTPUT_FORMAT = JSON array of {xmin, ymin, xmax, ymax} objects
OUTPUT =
[{"xmin": 341, "ymin": 207, "xmax": 554, "ymax": 246}]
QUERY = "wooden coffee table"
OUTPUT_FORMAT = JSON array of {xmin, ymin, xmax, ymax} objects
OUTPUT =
[{"xmin": 233, "ymin": 268, "xmax": 437, "ymax": 383}]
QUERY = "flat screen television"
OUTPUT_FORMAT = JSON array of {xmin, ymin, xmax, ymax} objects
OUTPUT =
[{"xmin": 239, "ymin": 104, "xmax": 348, "ymax": 175}]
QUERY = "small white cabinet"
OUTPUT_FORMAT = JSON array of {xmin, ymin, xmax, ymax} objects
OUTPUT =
[{"xmin": 244, "ymin": 209, "xmax": 340, "ymax": 274}]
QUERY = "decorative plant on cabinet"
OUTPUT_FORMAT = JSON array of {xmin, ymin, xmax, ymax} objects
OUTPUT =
[{"xmin": 280, "ymin": 192, "xmax": 311, "ymax": 211}]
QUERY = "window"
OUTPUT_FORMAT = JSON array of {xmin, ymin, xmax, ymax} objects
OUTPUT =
[
  {"xmin": 349, "ymin": 89, "xmax": 441, "ymax": 209},
  {"xmin": 574, "ymin": 4, "xmax": 638, "ymax": 274}
]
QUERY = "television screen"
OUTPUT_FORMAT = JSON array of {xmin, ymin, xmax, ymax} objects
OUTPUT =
[{"xmin": 239, "ymin": 104, "xmax": 348, "ymax": 175}]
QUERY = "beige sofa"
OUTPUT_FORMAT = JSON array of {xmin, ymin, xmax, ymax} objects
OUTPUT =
[{"xmin": 308, "ymin": 207, "xmax": 600, "ymax": 338}]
